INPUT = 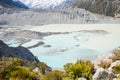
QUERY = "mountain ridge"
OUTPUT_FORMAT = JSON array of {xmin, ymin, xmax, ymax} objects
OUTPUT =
[
  {"xmin": 0, "ymin": 0, "xmax": 120, "ymax": 17},
  {"xmin": 0, "ymin": 40, "xmax": 39, "ymax": 62},
  {"xmin": 0, "ymin": 0, "xmax": 77, "ymax": 9},
  {"xmin": 74, "ymin": 0, "xmax": 120, "ymax": 17},
  {"xmin": 0, "ymin": 0, "xmax": 28, "ymax": 8}
]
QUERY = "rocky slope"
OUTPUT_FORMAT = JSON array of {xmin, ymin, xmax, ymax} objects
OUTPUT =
[
  {"xmin": 92, "ymin": 49, "xmax": 120, "ymax": 80},
  {"xmin": 78, "ymin": 48, "xmax": 120, "ymax": 80},
  {"xmin": 0, "ymin": 40, "xmax": 39, "ymax": 62},
  {"xmin": 0, "ymin": 0, "xmax": 28, "ymax": 8},
  {"xmin": 0, "ymin": 8, "xmax": 120, "ymax": 26},
  {"xmin": 74, "ymin": 0, "xmax": 120, "ymax": 17}
]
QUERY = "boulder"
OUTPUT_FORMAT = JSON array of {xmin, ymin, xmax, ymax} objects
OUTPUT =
[
  {"xmin": 78, "ymin": 77, "xmax": 87, "ymax": 80},
  {"xmin": 113, "ymin": 78, "xmax": 119, "ymax": 80},
  {"xmin": 93, "ymin": 68, "xmax": 117, "ymax": 80}
]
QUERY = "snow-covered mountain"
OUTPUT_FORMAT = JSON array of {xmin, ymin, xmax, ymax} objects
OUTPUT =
[
  {"xmin": 15, "ymin": 0, "xmax": 77, "ymax": 9},
  {"xmin": 0, "ymin": 0, "xmax": 28, "ymax": 8}
]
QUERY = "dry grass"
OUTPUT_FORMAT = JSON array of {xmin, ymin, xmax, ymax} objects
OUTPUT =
[
  {"xmin": 98, "ymin": 60, "xmax": 112, "ymax": 69},
  {"xmin": 109, "ymin": 49, "xmax": 120, "ymax": 62}
]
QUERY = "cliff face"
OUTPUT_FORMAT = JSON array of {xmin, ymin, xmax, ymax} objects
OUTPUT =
[
  {"xmin": 74, "ymin": 0, "xmax": 120, "ymax": 17},
  {"xmin": 0, "ymin": 40, "xmax": 39, "ymax": 62}
]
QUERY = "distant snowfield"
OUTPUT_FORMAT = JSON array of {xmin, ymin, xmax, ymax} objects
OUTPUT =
[
  {"xmin": 27, "ymin": 24, "xmax": 120, "ymax": 68},
  {"xmin": 17, "ymin": 0, "xmax": 72, "ymax": 9}
]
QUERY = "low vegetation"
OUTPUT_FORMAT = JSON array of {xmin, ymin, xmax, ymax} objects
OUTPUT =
[
  {"xmin": 38, "ymin": 62, "xmax": 48, "ymax": 74},
  {"xmin": 0, "ymin": 57, "xmax": 49, "ymax": 80},
  {"xmin": 98, "ymin": 60, "xmax": 112, "ymax": 69},
  {"xmin": 109, "ymin": 49, "xmax": 120, "ymax": 62},
  {"xmin": 0, "ymin": 56, "xmax": 95, "ymax": 80},
  {"xmin": 63, "ymin": 60, "xmax": 94, "ymax": 80},
  {"xmin": 98, "ymin": 49, "xmax": 120, "ymax": 69},
  {"xmin": 0, "ymin": 66, "xmax": 40, "ymax": 80},
  {"xmin": 42, "ymin": 70, "xmax": 63, "ymax": 80},
  {"xmin": 1, "ymin": 49, "xmax": 120, "ymax": 80},
  {"xmin": 112, "ymin": 64, "xmax": 120, "ymax": 74},
  {"xmin": 112, "ymin": 64, "xmax": 120, "ymax": 80}
]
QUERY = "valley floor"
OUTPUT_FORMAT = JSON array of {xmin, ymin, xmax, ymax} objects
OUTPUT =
[{"xmin": 0, "ymin": 24, "xmax": 120, "ymax": 68}]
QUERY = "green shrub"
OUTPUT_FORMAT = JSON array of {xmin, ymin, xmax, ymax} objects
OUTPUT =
[
  {"xmin": 0, "ymin": 66, "xmax": 40, "ymax": 80},
  {"xmin": 38, "ymin": 62, "xmax": 47, "ymax": 74},
  {"xmin": 112, "ymin": 64, "xmax": 120, "ymax": 74},
  {"xmin": 42, "ymin": 70, "xmax": 63, "ymax": 80},
  {"xmin": 64, "ymin": 60, "xmax": 94, "ymax": 80},
  {"xmin": 0, "ymin": 57, "xmax": 41, "ymax": 80}
]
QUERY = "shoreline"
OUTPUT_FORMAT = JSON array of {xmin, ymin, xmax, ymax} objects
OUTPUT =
[{"xmin": 29, "ymin": 24, "xmax": 120, "ymax": 34}]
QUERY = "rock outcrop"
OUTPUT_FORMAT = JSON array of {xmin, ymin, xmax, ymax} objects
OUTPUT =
[
  {"xmin": 0, "ymin": 40, "xmax": 39, "ymax": 62},
  {"xmin": 93, "ymin": 48, "xmax": 120, "ymax": 80},
  {"xmin": 93, "ymin": 68, "xmax": 117, "ymax": 80},
  {"xmin": 78, "ymin": 77, "xmax": 87, "ymax": 80}
]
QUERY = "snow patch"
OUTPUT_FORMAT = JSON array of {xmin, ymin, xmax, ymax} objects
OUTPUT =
[{"xmin": 16, "ymin": 0, "xmax": 74, "ymax": 9}]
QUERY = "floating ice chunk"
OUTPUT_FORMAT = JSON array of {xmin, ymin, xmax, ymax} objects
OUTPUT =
[{"xmin": 22, "ymin": 39, "xmax": 41, "ymax": 48}]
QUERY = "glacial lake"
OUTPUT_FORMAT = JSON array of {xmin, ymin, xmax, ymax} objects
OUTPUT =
[
  {"xmin": 5, "ymin": 24, "xmax": 120, "ymax": 69},
  {"xmin": 28, "ymin": 31, "xmax": 120, "ymax": 68}
]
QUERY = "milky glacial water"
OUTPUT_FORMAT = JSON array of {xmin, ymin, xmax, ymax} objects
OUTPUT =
[
  {"xmin": 29, "ymin": 31, "xmax": 120, "ymax": 68},
  {"xmin": 7, "ymin": 39, "xmax": 20, "ymax": 47},
  {"xmin": 0, "ymin": 32, "xmax": 3, "ymax": 35}
]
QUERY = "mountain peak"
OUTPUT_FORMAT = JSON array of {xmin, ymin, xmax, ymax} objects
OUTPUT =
[
  {"xmin": 0, "ymin": 0, "xmax": 78, "ymax": 9},
  {"xmin": 15, "ymin": 0, "xmax": 76, "ymax": 9}
]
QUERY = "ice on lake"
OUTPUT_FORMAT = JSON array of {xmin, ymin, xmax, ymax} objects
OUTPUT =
[{"xmin": 22, "ymin": 39, "xmax": 41, "ymax": 48}]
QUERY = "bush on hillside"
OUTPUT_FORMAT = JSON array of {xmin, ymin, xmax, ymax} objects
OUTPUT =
[
  {"xmin": 42, "ymin": 70, "xmax": 63, "ymax": 80},
  {"xmin": 112, "ymin": 64, "xmax": 120, "ymax": 74},
  {"xmin": 98, "ymin": 60, "xmax": 112, "ymax": 69},
  {"xmin": 0, "ymin": 66, "xmax": 40, "ymax": 80},
  {"xmin": 38, "ymin": 62, "xmax": 48, "ymax": 74},
  {"xmin": 109, "ymin": 49, "xmax": 120, "ymax": 62},
  {"xmin": 64, "ymin": 59, "xmax": 94, "ymax": 80}
]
